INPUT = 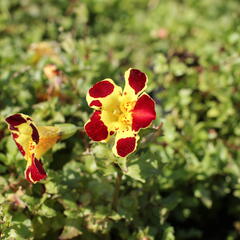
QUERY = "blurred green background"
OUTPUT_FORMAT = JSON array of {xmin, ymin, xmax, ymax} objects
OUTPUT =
[{"xmin": 0, "ymin": 0, "xmax": 240, "ymax": 239}]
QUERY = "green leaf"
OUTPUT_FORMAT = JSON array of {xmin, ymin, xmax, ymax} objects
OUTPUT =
[
  {"xmin": 162, "ymin": 225, "xmax": 175, "ymax": 240},
  {"xmin": 82, "ymin": 155, "xmax": 98, "ymax": 173},
  {"xmin": 59, "ymin": 218, "xmax": 83, "ymax": 240},
  {"xmin": 37, "ymin": 203, "xmax": 57, "ymax": 218},
  {"xmin": 125, "ymin": 164, "xmax": 145, "ymax": 183}
]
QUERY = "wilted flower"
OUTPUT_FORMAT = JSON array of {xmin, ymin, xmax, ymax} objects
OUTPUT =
[
  {"xmin": 85, "ymin": 68, "xmax": 156, "ymax": 157},
  {"xmin": 29, "ymin": 41, "xmax": 62, "ymax": 64},
  {"xmin": 44, "ymin": 64, "xmax": 67, "ymax": 97},
  {"xmin": 5, "ymin": 113, "xmax": 77, "ymax": 183}
]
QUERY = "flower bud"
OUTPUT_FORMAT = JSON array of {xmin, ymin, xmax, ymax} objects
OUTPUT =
[{"xmin": 55, "ymin": 124, "xmax": 79, "ymax": 140}]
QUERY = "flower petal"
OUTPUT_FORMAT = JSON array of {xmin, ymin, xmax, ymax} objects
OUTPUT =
[
  {"xmin": 124, "ymin": 68, "xmax": 148, "ymax": 97},
  {"xmin": 11, "ymin": 133, "xmax": 26, "ymax": 156},
  {"xmin": 132, "ymin": 93, "xmax": 156, "ymax": 132},
  {"xmin": 84, "ymin": 111, "xmax": 110, "ymax": 142},
  {"xmin": 25, "ymin": 156, "xmax": 47, "ymax": 183},
  {"xmin": 112, "ymin": 131, "xmax": 139, "ymax": 157},
  {"xmin": 35, "ymin": 126, "xmax": 60, "ymax": 159},
  {"xmin": 43, "ymin": 64, "xmax": 61, "ymax": 80},
  {"xmin": 86, "ymin": 79, "xmax": 122, "ymax": 110},
  {"xmin": 6, "ymin": 114, "xmax": 62, "ymax": 183},
  {"xmin": 89, "ymin": 80, "xmax": 114, "ymax": 98},
  {"xmin": 30, "ymin": 123, "xmax": 39, "ymax": 144},
  {"xmin": 5, "ymin": 114, "xmax": 38, "ymax": 158},
  {"xmin": 5, "ymin": 113, "xmax": 27, "ymax": 131},
  {"xmin": 90, "ymin": 100, "xmax": 102, "ymax": 107}
]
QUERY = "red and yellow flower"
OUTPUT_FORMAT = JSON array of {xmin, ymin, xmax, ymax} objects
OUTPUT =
[
  {"xmin": 84, "ymin": 68, "xmax": 156, "ymax": 157},
  {"xmin": 5, "ymin": 113, "xmax": 61, "ymax": 183}
]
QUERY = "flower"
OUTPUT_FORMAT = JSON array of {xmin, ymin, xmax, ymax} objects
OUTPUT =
[
  {"xmin": 5, "ymin": 113, "xmax": 61, "ymax": 183},
  {"xmin": 43, "ymin": 64, "xmax": 67, "ymax": 98},
  {"xmin": 84, "ymin": 68, "xmax": 156, "ymax": 157},
  {"xmin": 29, "ymin": 41, "xmax": 62, "ymax": 64}
]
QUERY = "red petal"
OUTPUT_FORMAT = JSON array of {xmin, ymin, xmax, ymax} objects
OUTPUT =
[
  {"xmin": 128, "ymin": 69, "xmax": 147, "ymax": 95},
  {"xmin": 90, "ymin": 100, "xmax": 102, "ymax": 107},
  {"xmin": 11, "ymin": 133, "xmax": 26, "ymax": 156},
  {"xmin": 25, "ymin": 157, "xmax": 47, "ymax": 183},
  {"xmin": 16, "ymin": 141, "xmax": 26, "ymax": 156},
  {"xmin": 132, "ymin": 94, "xmax": 156, "ymax": 131},
  {"xmin": 30, "ymin": 123, "xmax": 39, "ymax": 144},
  {"xmin": 116, "ymin": 137, "xmax": 136, "ymax": 157},
  {"xmin": 89, "ymin": 80, "xmax": 114, "ymax": 98},
  {"xmin": 85, "ymin": 111, "xmax": 109, "ymax": 141},
  {"xmin": 12, "ymin": 133, "xmax": 19, "ymax": 139},
  {"xmin": 5, "ymin": 114, "xmax": 27, "ymax": 130}
]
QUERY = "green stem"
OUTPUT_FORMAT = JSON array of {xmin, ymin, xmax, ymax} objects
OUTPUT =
[{"xmin": 111, "ymin": 170, "xmax": 123, "ymax": 211}]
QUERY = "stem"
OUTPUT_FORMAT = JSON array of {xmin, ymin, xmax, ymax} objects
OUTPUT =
[
  {"xmin": 141, "ymin": 122, "xmax": 163, "ymax": 147},
  {"xmin": 111, "ymin": 170, "xmax": 123, "ymax": 211}
]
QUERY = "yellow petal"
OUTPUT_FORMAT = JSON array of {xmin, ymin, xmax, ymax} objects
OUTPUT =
[
  {"xmin": 34, "ymin": 126, "xmax": 60, "ymax": 159},
  {"xmin": 5, "ymin": 113, "xmax": 39, "ymax": 162}
]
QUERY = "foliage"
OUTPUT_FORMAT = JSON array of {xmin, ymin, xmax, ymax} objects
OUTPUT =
[{"xmin": 0, "ymin": 0, "xmax": 240, "ymax": 239}]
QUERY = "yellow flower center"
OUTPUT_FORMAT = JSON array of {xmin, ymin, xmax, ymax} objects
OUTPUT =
[
  {"xmin": 119, "ymin": 100, "xmax": 135, "ymax": 126},
  {"xmin": 101, "ymin": 95, "xmax": 137, "ymax": 133},
  {"xmin": 107, "ymin": 98, "xmax": 135, "ymax": 132}
]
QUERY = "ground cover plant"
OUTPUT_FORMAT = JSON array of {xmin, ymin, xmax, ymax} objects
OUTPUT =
[{"xmin": 0, "ymin": 0, "xmax": 240, "ymax": 239}]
